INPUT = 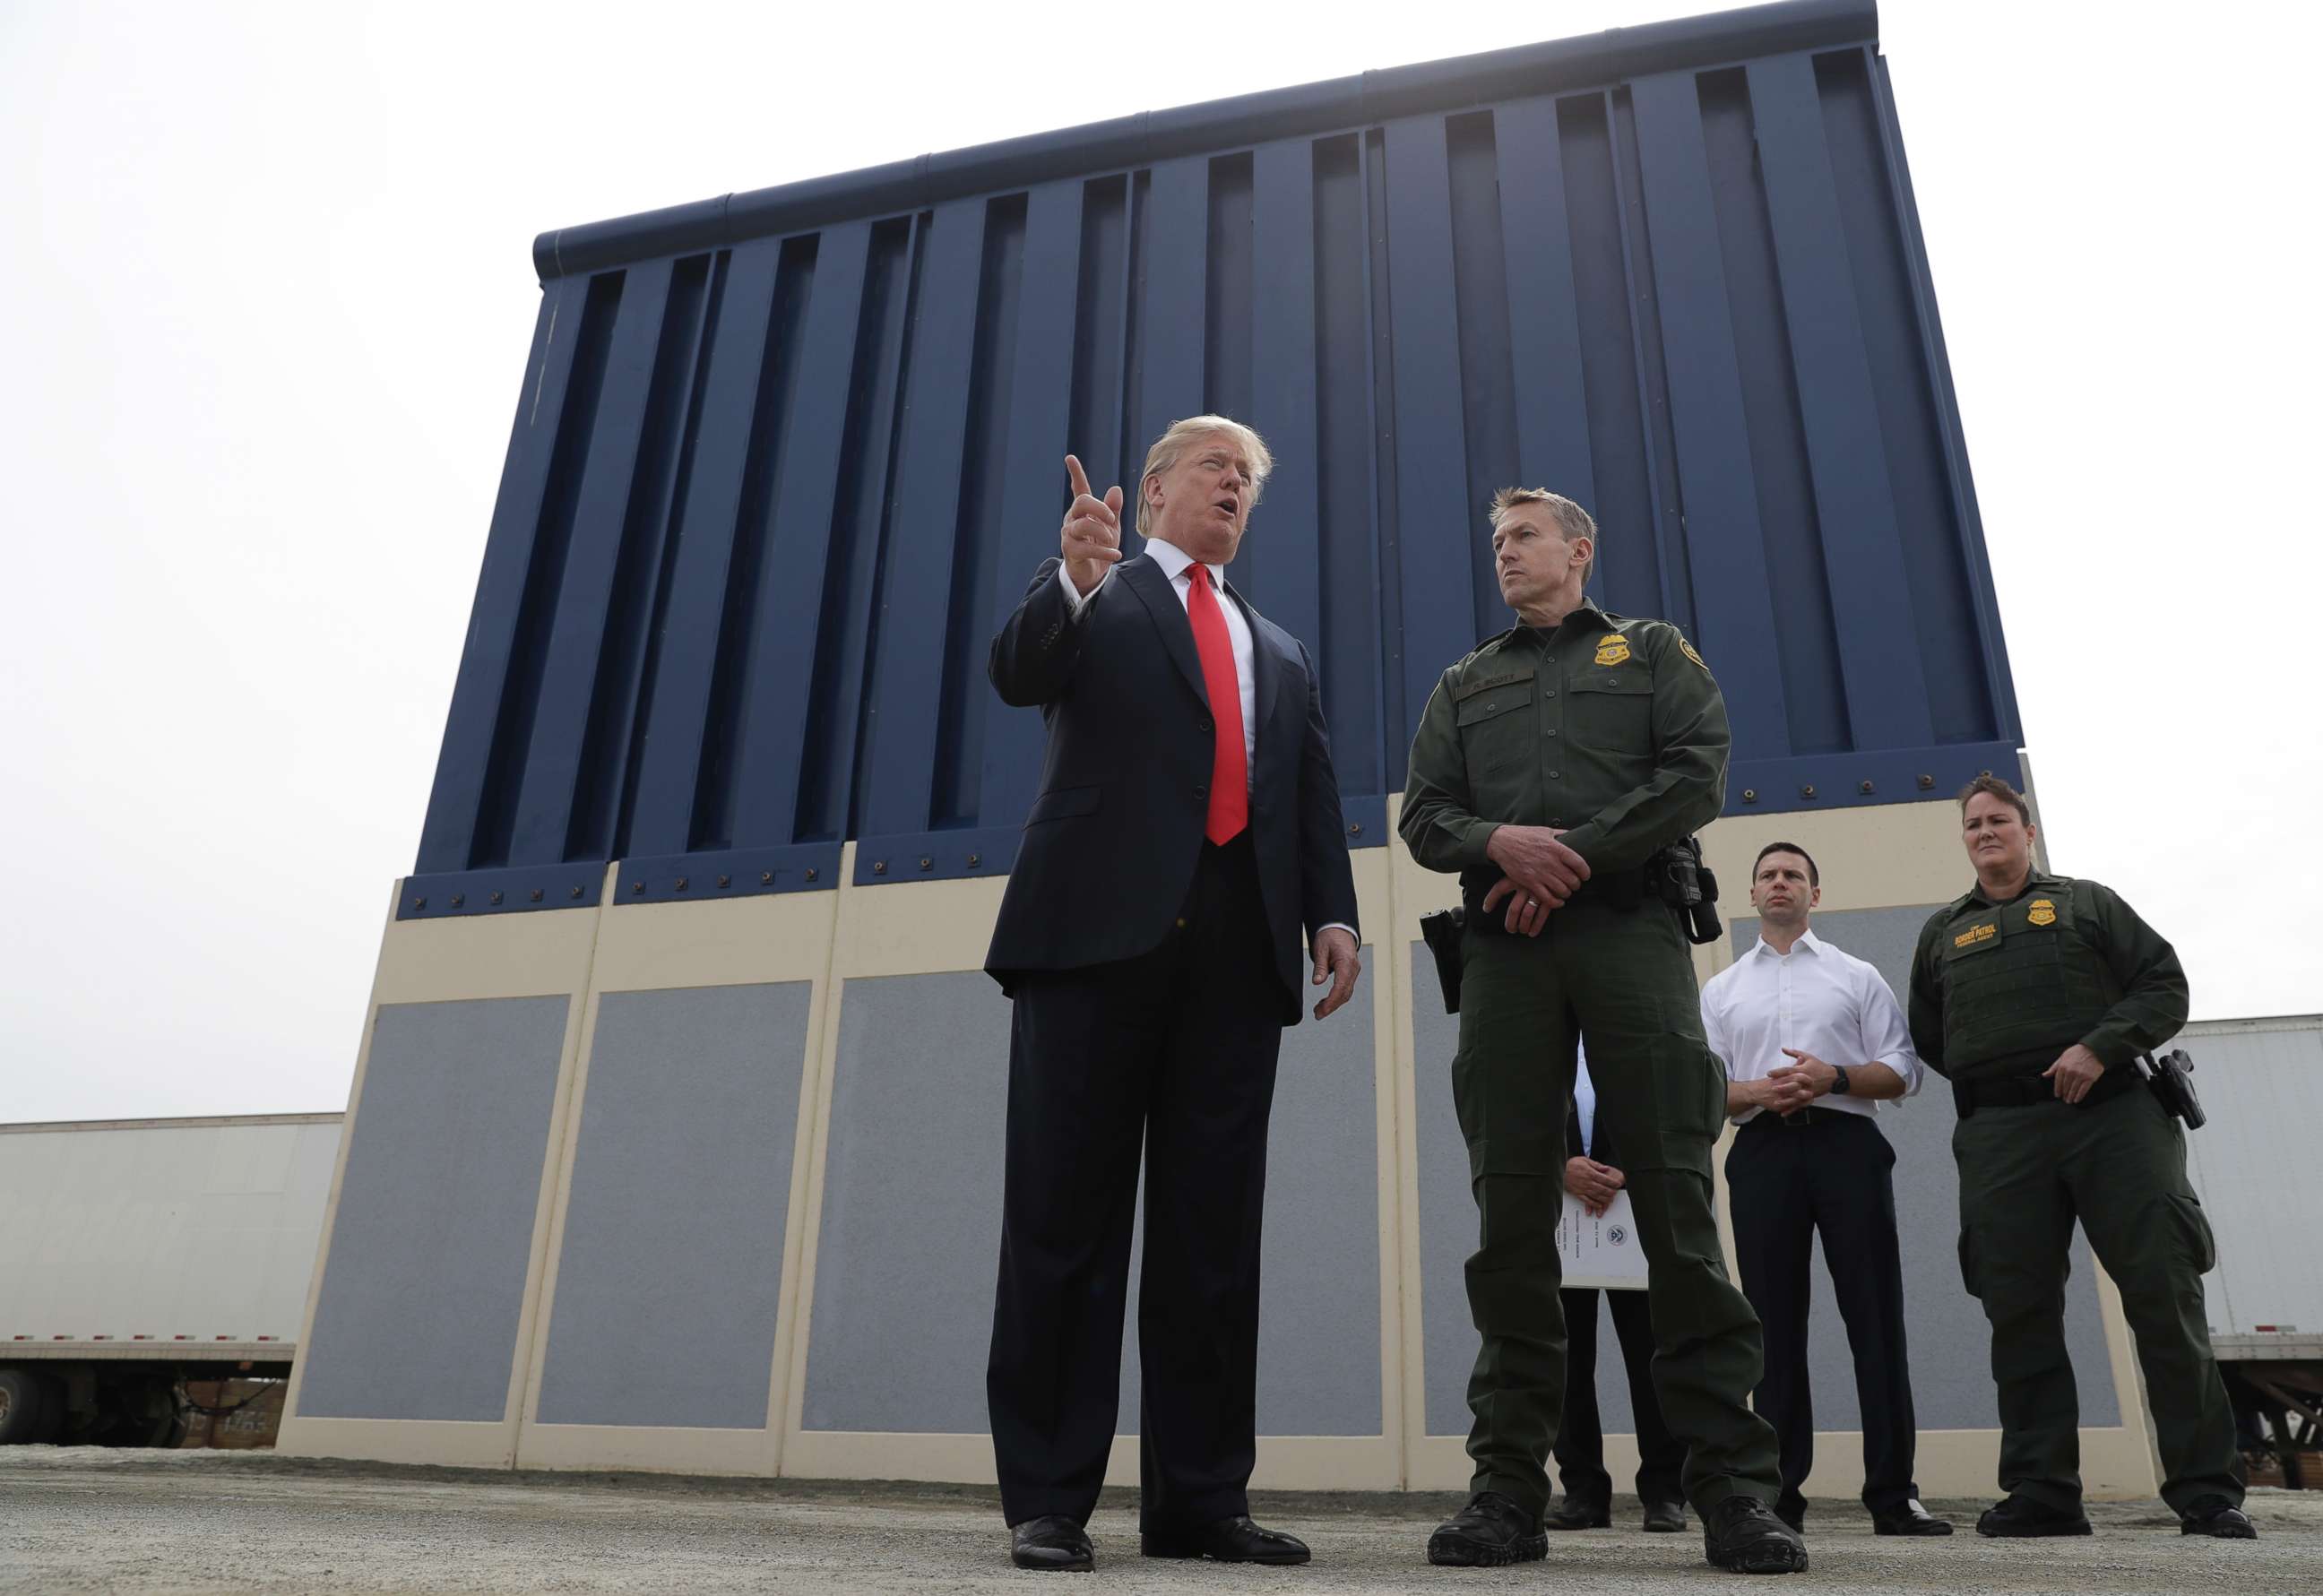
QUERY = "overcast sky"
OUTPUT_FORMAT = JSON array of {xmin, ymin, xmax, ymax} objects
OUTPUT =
[{"xmin": 4, "ymin": 0, "xmax": 2315, "ymax": 1124}]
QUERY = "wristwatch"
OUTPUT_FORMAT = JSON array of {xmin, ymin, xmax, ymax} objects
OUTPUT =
[{"xmin": 1828, "ymin": 1065, "xmax": 1852, "ymax": 1097}]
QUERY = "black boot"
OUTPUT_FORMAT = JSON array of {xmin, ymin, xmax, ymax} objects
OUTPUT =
[
  {"xmin": 1702, "ymin": 1496, "xmax": 1809, "ymax": 1574},
  {"xmin": 1545, "ymin": 1494, "xmax": 1611, "ymax": 1531},
  {"xmin": 1427, "ymin": 1491, "xmax": 1547, "ymax": 1567},
  {"xmin": 1641, "ymin": 1500, "xmax": 1687, "ymax": 1532},
  {"xmin": 1974, "ymin": 1495, "xmax": 2092, "ymax": 1538},
  {"xmin": 2179, "ymin": 1497, "xmax": 2257, "ymax": 1540}
]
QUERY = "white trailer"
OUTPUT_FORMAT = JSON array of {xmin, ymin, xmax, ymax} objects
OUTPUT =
[
  {"xmin": 0, "ymin": 1113, "xmax": 341, "ymax": 1445},
  {"xmin": 2178, "ymin": 1014, "xmax": 2323, "ymax": 1485}
]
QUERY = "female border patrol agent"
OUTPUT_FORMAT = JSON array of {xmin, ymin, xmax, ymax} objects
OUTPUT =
[
  {"xmin": 1907, "ymin": 773, "xmax": 2253, "ymax": 1540},
  {"xmin": 1399, "ymin": 489, "xmax": 1801, "ymax": 1575}
]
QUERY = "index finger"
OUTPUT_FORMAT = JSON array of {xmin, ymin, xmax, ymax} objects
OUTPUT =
[{"xmin": 1064, "ymin": 453, "xmax": 1092, "ymax": 500}]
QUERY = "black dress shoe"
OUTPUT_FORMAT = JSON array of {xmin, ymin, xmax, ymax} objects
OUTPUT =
[
  {"xmin": 1703, "ymin": 1496, "xmax": 1809, "ymax": 1574},
  {"xmin": 1545, "ymin": 1495, "xmax": 1611, "ymax": 1531},
  {"xmin": 1641, "ymin": 1500, "xmax": 1687, "ymax": 1533},
  {"xmin": 1011, "ymin": 1515, "xmax": 1093, "ymax": 1571},
  {"xmin": 1974, "ymin": 1495, "xmax": 2091, "ymax": 1538},
  {"xmin": 1872, "ymin": 1498, "xmax": 1954, "ymax": 1536},
  {"xmin": 1427, "ymin": 1490, "xmax": 1547, "ymax": 1566},
  {"xmin": 1141, "ymin": 1514, "xmax": 1309, "ymax": 1565},
  {"xmin": 2179, "ymin": 1497, "xmax": 2258, "ymax": 1539}
]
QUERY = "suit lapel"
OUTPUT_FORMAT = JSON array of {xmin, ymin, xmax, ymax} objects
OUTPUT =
[
  {"xmin": 1119, "ymin": 554, "xmax": 1210, "ymax": 710},
  {"xmin": 1226, "ymin": 581, "xmax": 1283, "ymax": 757}
]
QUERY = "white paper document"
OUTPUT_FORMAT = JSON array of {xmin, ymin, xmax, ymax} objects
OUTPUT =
[{"xmin": 1559, "ymin": 1191, "xmax": 1649, "ymax": 1290}]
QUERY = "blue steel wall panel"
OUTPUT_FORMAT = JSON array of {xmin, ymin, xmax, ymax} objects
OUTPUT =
[{"xmin": 403, "ymin": 0, "xmax": 2022, "ymax": 916}]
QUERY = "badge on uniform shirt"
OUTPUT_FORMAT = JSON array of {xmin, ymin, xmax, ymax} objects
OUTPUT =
[
  {"xmin": 1953, "ymin": 922, "xmax": 1998, "ymax": 948},
  {"xmin": 1593, "ymin": 634, "xmax": 1630, "ymax": 667},
  {"xmin": 2027, "ymin": 899, "xmax": 2057, "ymax": 927},
  {"xmin": 1680, "ymin": 637, "xmax": 1708, "ymax": 670}
]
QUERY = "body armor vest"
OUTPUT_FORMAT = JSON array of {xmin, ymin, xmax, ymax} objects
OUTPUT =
[{"xmin": 1935, "ymin": 879, "xmax": 2121, "ymax": 1079}]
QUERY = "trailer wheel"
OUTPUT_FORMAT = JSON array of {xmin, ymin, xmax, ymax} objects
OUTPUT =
[{"xmin": 0, "ymin": 1369, "xmax": 51, "ymax": 1445}]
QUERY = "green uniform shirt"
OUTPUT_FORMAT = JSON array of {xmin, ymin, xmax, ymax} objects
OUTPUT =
[
  {"xmin": 1398, "ymin": 603, "xmax": 1729, "ymax": 875},
  {"xmin": 1907, "ymin": 869, "xmax": 2189, "ymax": 1081}
]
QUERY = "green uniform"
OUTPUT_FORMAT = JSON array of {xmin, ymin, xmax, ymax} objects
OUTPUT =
[
  {"xmin": 1907, "ymin": 871, "xmax": 2241, "ymax": 1514},
  {"xmin": 1401, "ymin": 603, "xmax": 1780, "ymax": 1516}
]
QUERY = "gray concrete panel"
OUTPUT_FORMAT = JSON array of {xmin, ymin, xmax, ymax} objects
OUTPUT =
[
  {"xmin": 1728, "ymin": 908, "xmax": 2120, "ymax": 1429},
  {"xmin": 804, "ymin": 969, "xmax": 1384, "ymax": 1436},
  {"xmin": 535, "ymin": 982, "xmax": 812, "ymax": 1428},
  {"xmin": 298, "ymin": 996, "xmax": 567, "ymax": 1421}
]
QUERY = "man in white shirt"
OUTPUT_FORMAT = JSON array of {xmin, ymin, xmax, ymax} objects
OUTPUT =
[{"xmin": 1699, "ymin": 842, "xmax": 1950, "ymax": 1539}]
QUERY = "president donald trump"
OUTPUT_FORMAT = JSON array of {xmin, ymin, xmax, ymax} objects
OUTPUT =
[{"xmin": 984, "ymin": 416, "xmax": 1364, "ymax": 1572}]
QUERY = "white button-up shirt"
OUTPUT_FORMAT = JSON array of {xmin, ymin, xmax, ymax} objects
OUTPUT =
[
  {"xmin": 1060, "ymin": 538, "xmax": 1256, "ymax": 784},
  {"xmin": 1699, "ymin": 927, "xmax": 1924, "ymax": 1125}
]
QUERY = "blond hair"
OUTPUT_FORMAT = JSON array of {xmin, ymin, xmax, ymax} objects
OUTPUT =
[
  {"xmin": 1137, "ymin": 416, "xmax": 1274, "ymax": 536},
  {"xmin": 1489, "ymin": 487, "xmax": 1598, "ymax": 583}
]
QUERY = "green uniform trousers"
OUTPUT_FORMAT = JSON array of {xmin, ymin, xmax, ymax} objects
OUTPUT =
[
  {"xmin": 1450, "ymin": 899, "xmax": 1781, "ymax": 1515},
  {"xmin": 1954, "ymin": 1083, "xmax": 2243, "ymax": 1513}
]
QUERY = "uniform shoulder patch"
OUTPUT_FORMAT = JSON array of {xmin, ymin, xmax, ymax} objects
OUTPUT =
[{"xmin": 1679, "ymin": 636, "xmax": 1708, "ymax": 670}]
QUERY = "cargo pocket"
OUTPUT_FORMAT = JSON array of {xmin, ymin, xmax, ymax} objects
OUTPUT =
[{"xmin": 2164, "ymin": 1192, "xmax": 2218, "ymax": 1276}]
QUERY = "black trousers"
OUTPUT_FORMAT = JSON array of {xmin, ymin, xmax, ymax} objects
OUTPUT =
[
  {"xmin": 1724, "ymin": 1110, "xmax": 1921, "ymax": 1518},
  {"xmin": 986, "ymin": 835, "xmax": 1285, "ymax": 1530},
  {"xmin": 1555, "ymin": 1285, "xmax": 1687, "ymax": 1506}
]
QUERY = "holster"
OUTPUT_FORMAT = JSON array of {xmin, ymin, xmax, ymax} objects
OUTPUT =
[
  {"xmin": 1418, "ymin": 907, "xmax": 1466, "ymax": 1014},
  {"xmin": 2137, "ymin": 1048, "xmax": 2206, "ymax": 1129}
]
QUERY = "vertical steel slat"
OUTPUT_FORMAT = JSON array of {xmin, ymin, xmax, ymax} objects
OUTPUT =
[
  {"xmin": 1380, "ymin": 117, "xmax": 1476, "ymax": 748},
  {"xmin": 1248, "ymin": 140, "xmax": 1324, "ymax": 676},
  {"xmin": 977, "ymin": 182, "xmax": 1085, "ymax": 831},
  {"xmin": 505, "ymin": 259, "xmax": 676, "ymax": 866},
  {"xmin": 854, "ymin": 199, "xmax": 990, "ymax": 845},
  {"xmin": 1865, "ymin": 47, "xmax": 2019, "ymax": 746},
  {"xmin": 1628, "ymin": 72, "xmax": 1791, "ymax": 755},
  {"xmin": 619, "ymin": 241, "xmax": 788, "ymax": 858},
  {"xmin": 1137, "ymin": 158, "xmax": 1209, "ymax": 452},
  {"xmin": 1490, "ymin": 99, "xmax": 1600, "ymax": 516},
  {"xmin": 1746, "ymin": 54, "xmax": 1934, "ymax": 751},
  {"xmin": 414, "ymin": 282, "xmax": 578, "ymax": 873},
  {"xmin": 729, "ymin": 223, "xmax": 877, "ymax": 848}
]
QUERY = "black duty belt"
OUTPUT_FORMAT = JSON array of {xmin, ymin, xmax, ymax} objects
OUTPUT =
[
  {"xmin": 1739, "ymin": 1105, "xmax": 1865, "ymax": 1131},
  {"xmin": 1952, "ymin": 1066, "xmax": 2138, "ymax": 1117}
]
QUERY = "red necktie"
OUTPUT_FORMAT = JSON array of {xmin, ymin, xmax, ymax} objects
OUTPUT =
[{"xmin": 1183, "ymin": 564, "xmax": 1248, "ymax": 845}]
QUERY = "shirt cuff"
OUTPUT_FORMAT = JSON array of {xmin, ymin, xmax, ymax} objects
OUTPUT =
[
  {"xmin": 1058, "ymin": 565, "xmax": 1109, "ymax": 613},
  {"xmin": 1313, "ymin": 922, "xmax": 1357, "ymax": 945}
]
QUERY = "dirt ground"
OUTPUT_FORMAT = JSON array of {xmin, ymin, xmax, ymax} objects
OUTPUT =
[{"xmin": 2, "ymin": 1447, "xmax": 2316, "ymax": 1595}]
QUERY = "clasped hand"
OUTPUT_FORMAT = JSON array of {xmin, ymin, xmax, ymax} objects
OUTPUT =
[
  {"xmin": 1478, "ymin": 825, "xmax": 1591, "ymax": 937},
  {"xmin": 1565, "ymin": 1155, "xmax": 1623, "ymax": 1217}
]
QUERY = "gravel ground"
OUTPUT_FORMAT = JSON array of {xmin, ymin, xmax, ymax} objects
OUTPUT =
[{"xmin": 1, "ymin": 1447, "xmax": 2316, "ymax": 1595}]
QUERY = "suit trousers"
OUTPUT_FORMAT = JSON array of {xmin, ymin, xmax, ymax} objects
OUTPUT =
[
  {"xmin": 1555, "ymin": 1284, "xmax": 1687, "ymax": 1506},
  {"xmin": 1724, "ymin": 1110, "xmax": 1920, "ymax": 1519},
  {"xmin": 986, "ymin": 834, "xmax": 1285, "ymax": 1530}
]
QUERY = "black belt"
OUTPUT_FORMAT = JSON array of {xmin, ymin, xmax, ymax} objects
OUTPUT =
[
  {"xmin": 1952, "ymin": 1067, "xmax": 2137, "ymax": 1117},
  {"xmin": 1739, "ymin": 1105, "xmax": 1865, "ymax": 1131}
]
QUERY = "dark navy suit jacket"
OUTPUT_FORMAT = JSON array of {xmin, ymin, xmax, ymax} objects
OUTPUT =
[{"xmin": 984, "ymin": 551, "xmax": 1360, "ymax": 1024}]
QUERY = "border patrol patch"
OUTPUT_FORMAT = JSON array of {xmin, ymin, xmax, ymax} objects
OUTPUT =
[
  {"xmin": 1680, "ymin": 637, "xmax": 1708, "ymax": 670},
  {"xmin": 2027, "ymin": 900, "xmax": 2057, "ymax": 927},
  {"xmin": 1953, "ymin": 922, "xmax": 1998, "ymax": 949},
  {"xmin": 1593, "ymin": 634, "xmax": 1631, "ymax": 667}
]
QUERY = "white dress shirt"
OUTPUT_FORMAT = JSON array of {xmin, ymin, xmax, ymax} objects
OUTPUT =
[
  {"xmin": 1699, "ymin": 927, "xmax": 1925, "ymax": 1124},
  {"xmin": 1059, "ymin": 539, "xmax": 1352, "ymax": 945},
  {"xmin": 1059, "ymin": 538, "xmax": 1256, "ymax": 785},
  {"xmin": 1573, "ymin": 1046, "xmax": 1596, "ymax": 1157}
]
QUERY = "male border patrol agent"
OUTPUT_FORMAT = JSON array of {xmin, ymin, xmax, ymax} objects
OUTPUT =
[
  {"xmin": 1908, "ymin": 774, "xmax": 2253, "ymax": 1540},
  {"xmin": 1400, "ymin": 489, "xmax": 1801, "ymax": 1575}
]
